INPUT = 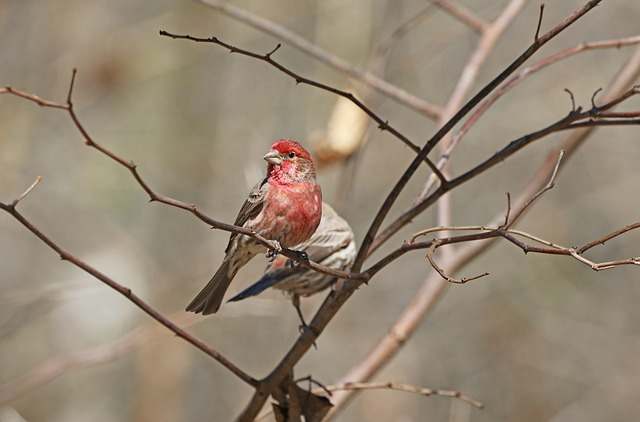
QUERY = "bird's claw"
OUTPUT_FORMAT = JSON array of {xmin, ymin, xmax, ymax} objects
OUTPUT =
[
  {"xmin": 291, "ymin": 249, "xmax": 309, "ymax": 266},
  {"xmin": 266, "ymin": 240, "xmax": 282, "ymax": 260}
]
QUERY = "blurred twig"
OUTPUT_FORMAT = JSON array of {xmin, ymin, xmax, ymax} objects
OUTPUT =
[
  {"xmin": 197, "ymin": 0, "xmax": 442, "ymax": 119},
  {"xmin": 322, "ymin": 382, "xmax": 483, "ymax": 409},
  {"xmin": 0, "ymin": 312, "xmax": 201, "ymax": 402},
  {"xmin": 432, "ymin": 0, "xmax": 488, "ymax": 33},
  {"xmin": 0, "ymin": 192, "xmax": 257, "ymax": 387},
  {"xmin": 257, "ymin": 380, "xmax": 483, "ymax": 420}
]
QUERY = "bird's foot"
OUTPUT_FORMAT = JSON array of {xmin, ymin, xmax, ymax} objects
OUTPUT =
[
  {"xmin": 293, "ymin": 296, "xmax": 318, "ymax": 349},
  {"xmin": 290, "ymin": 249, "xmax": 309, "ymax": 266},
  {"xmin": 266, "ymin": 240, "xmax": 282, "ymax": 260}
]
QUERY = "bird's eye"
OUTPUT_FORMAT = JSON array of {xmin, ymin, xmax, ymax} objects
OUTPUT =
[{"xmin": 287, "ymin": 152, "xmax": 296, "ymax": 159}]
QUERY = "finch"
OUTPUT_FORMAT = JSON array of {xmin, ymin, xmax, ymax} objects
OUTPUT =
[
  {"xmin": 227, "ymin": 202, "xmax": 355, "ymax": 322},
  {"xmin": 186, "ymin": 139, "xmax": 323, "ymax": 315}
]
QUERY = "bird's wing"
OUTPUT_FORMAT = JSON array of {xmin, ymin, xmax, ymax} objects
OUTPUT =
[
  {"xmin": 234, "ymin": 177, "xmax": 268, "ymax": 226},
  {"xmin": 294, "ymin": 203, "xmax": 353, "ymax": 262},
  {"xmin": 297, "ymin": 229, "xmax": 353, "ymax": 263},
  {"xmin": 224, "ymin": 177, "xmax": 268, "ymax": 254}
]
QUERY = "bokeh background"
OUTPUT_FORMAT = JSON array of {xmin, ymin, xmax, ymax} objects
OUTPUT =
[{"xmin": 1, "ymin": 1, "xmax": 639, "ymax": 421}]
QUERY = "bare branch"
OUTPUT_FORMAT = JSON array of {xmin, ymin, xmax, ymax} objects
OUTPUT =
[
  {"xmin": 158, "ymin": 30, "xmax": 446, "ymax": 183},
  {"xmin": 578, "ymin": 222, "xmax": 640, "ymax": 254},
  {"xmin": 432, "ymin": 0, "xmax": 488, "ymax": 33},
  {"xmin": 370, "ymin": 84, "xmax": 639, "ymax": 256},
  {"xmin": 330, "ymin": 37, "xmax": 640, "ymax": 409},
  {"xmin": 10, "ymin": 176, "xmax": 42, "ymax": 208},
  {"xmin": 356, "ymin": 0, "xmax": 604, "ymax": 271},
  {"xmin": 322, "ymin": 381, "xmax": 483, "ymax": 409},
  {"xmin": 1, "ymin": 75, "xmax": 363, "ymax": 283},
  {"xmin": 0, "ymin": 312, "xmax": 201, "ymax": 402},
  {"xmin": 0, "ymin": 200, "xmax": 257, "ymax": 387},
  {"xmin": 197, "ymin": 0, "xmax": 442, "ymax": 119},
  {"xmin": 506, "ymin": 150, "xmax": 565, "ymax": 227},
  {"xmin": 535, "ymin": 4, "xmax": 545, "ymax": 43}
]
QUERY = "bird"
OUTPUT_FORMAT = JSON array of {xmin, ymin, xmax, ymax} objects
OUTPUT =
[
  {"xmin": 228, "ymin": 202, "xmax": 356, "ymax": 324},
  {"xmin": 186, "ymin": 139, "xmax": 323, "ymax": 315}
]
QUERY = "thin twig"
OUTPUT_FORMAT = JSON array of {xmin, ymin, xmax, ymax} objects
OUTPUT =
[
  {"xmin": 432, "ymin": 0, "xmax": 488, "ymax": 33},
  {"xmin": 322, "ymin": 381, "xmax": 484, "ymax": 409},
  {"xmin": 578, "ymin": 222, "xmax": 640, "ymax": 254},
  {"xmin": 159, "ymin": 30, "xmax": 445, "ymax": 183},
  {"xmin": 0, "ymin": 199, "xmax": 257, "ymax": 387},
  {"xmin": 330, "ymin": 35, "xmax": 640, "ymax": 408},
  {"xmin": 426, "ymin": 240, "xmax": 490, "ymax": 284},
  {"xmin": 10, "ymin": 176, "xmax": 42, "ymax": 208},
  {"xmin": 506, "ymin": 149, "xmax": 565, "ymax": 227},
  {"xmin": 197, "ymin": 0, "xmax": 442, "ymax": 119},
  {"xmin": 535, "ymin": 4, "xmax": 545, "ymax": 43},
  {"xmin": 355, "ymin": 0, "xmax": 603, "ymax": 272},
  {"xmin": 2, "ymin": 74, "xmax": 363, "ymax": 283},
  {"xmin": 0, "ymin": 312, "xmax": 202, "ymax": 402}
]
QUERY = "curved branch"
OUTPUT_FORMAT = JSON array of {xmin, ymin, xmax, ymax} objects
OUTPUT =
[
  {"xmin": 158, "ymin": 31, "xmax": 445, "ymax": 182},
  {"xmin": 197, "ymin": 0, "xmax": 442, "ymax": 119},
  {"xmin": 0, "ymin": 198, "xmax": 257, "ymax": 387}
]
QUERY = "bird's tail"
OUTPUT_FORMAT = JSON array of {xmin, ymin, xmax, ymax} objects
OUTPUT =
[
  {"xmin": 227, "ymin": 267, "xmax": 298, "ymax": 303},
  {"xmin": 186, "ymin": 258, "xmax": 236, "ymax": 315}
]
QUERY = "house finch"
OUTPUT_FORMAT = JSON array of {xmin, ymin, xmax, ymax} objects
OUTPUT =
[
  {"xmin": 186, "ymin": 139, "xmax": 322, "ymax": 315},
  {"xmin": 228, "ymin": 202, "xmax": 356, "ymax": 323}
]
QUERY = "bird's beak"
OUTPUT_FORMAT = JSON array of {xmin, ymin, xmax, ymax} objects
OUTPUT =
[{"xmin": 263, "ymin": 149, "xmax": 283, "ymax": 165}]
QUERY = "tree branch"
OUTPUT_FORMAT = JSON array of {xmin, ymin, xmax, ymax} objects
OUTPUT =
[
  {"xmin": 158, "ymin": 30, "xmax": 446, "ymax": 183},
  {"xmin": 0, "ymin": 196, "xmax": 257, "ymax": 387},
  {"xmin": 197, "ymin": 0, "xmax": 442, "ymax": 119}
]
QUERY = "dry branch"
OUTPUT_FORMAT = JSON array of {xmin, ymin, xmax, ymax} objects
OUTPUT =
[{"xmin": 198, "ymin": 0, "xmax": 442, "ymax": 119}]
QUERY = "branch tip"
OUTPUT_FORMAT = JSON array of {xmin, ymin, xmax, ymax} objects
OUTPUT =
[
  {"xmin": 591, "ymin": 87, "xmax": 603, "ymax": 108},
  {"xmin": 535, "ymin": 4, "xmax": 545, "ymax": 43},
  {"xmin": 11, "ymin": 175, "xmax": 42, "ymax": 208},
  {"xmin": 266, "ymin": 44, "xmax": 281, "ymax": 57},
  {"xmin": 66, "ymin": 68, "xmax": 78, "ymax": 104},
  {"xmin": 564, "ymin": 88, "xmax": 576, "ymax": 112}
]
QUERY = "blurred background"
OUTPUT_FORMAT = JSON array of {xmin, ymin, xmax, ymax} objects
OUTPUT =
[{"xmin": 1, "ymin": 1, "xmax": 639, "ymax": 421}]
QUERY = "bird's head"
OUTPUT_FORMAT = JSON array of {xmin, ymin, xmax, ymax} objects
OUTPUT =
[{"xmin": 263, "ymin": 139, "xmax": 316, "ymax": 183}]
